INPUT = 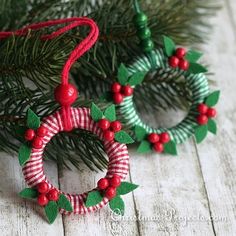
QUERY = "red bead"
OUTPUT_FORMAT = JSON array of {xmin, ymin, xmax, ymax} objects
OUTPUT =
[
  {"xmin": 196, "ymin": 115, "xmax": 208, "ymax": 125},
  {"xmin": 169, "ymin": 56, "xmax": 179, "ymax": 68},
  {"xmin": 103, "ymin": 130, "xmax": 114, "ymax": 141},
  {"xmin": 160, "ymin": 132, "xmax": 170, "ymax": 144},
  {"xmin": 121, "ymin": 85, "xmax": 134, "ymax": 96},
  {"xmin": 97, "ymin": 178, "xmax": 109, "ymax": 190},
  {"xmin": 98, "ymin": 119, "xmax": 110, "ymax": 130},
  {"xmin": 207, "ymin": 108, "xmax": 217, "ymax": 118},
  {"xmin": 105, "ymin": 187, "xmax": 116, "ymax": 200},
  {"xmin": 32, "ymin": 137, "xmax": 43, "ymax": 149},
  {"xmin": 54, "ymin": 83, "xmax": 78, "ymax": 106},
  {"xmin": 178, "ymin": 59, "xmax": 189, "ymax": 71},
  {"xmin": 110, "ymin": 121, "xmax": 122, "ymax": 132},
  {"xmin": 37, "ymin": 194, "xmax": 49, "ymax": 206},
  {"xmin": 109, "ymin": 174, "xmax": 121, "ymax": 187},
  {"xmin": 111, "ymin": 82, "xmax": 121, "ymax": 93},
  {"xmin": 113, "ymin": 93, "xmax": 123, "ymax": 104},
  {"xmin": 47, "ymin": 189, "xmax": 59, "ymax": 201},
  {"xmin": 153, "ymin": 142, "xmax": 164, "ymax": 153},
  {"xmin": 37, "ymin": 126, "xmax": 48, "ymax": 137},
  {"xmin": 175, "ymin": 47, "xmax": 186, "ymax": 59},
  {"xmin": 37, "ymin": 181, "xmax": 49, "ymax": 194},
  {"xmin": 24, "ymin": 129, "xmax": 35, "ymax": 141},
  {"xmin": 147, "ymin": 133, "xmax": 159, "ymax": 143},
  {"xmin": 197, "ymin": 103, "xmax": 208, "ymax": 114}
]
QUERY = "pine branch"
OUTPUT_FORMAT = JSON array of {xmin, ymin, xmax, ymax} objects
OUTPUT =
[
  {"xmin": 0, "ymin": 0, "xmax": 28, "ymax": 30},
  {"xmin": 0, "ymin": 0, "xmax": 221, "ymax": 170},
  {"xmin": 0, "ymin": 31, "xmax": 81, "ymax": 87}
]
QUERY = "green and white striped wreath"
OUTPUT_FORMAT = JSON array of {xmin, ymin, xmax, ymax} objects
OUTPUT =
[{"xmin": 103, "ymin": 36, "xmax": 220, "ymax": 155}]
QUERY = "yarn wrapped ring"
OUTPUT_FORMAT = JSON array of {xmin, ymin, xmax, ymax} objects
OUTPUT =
[
  {"xmin": 119, "ymin": 48, "xmax": 209, "ymax": 144},
  {"xmin": 22, "ymin": 107, "xmax": 129, "ymax": 215},
  {"xmin": 109, "ymin": 44, "xmax": 217, "ymax": 155}
]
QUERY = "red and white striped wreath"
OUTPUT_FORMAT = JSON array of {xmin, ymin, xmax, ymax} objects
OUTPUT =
[{"xmin": 18, "ymin": 104, "xmax": 138, "ymax": 224}]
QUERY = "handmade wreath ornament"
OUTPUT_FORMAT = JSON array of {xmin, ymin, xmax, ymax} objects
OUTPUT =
[
  {"xmin": 18, "ymin": 106, "xmax": 136, "ymax": 223},
  {"xmin": 102, "ymin": 3, "xmax": 220, "ymax": 155},
  {"xmin": 105, "ymin": 35, "xmax": 220, "ymax": 155},
  {"xmin": 1, "ymin": 17, "xmax": 137, "ymax": 224}
]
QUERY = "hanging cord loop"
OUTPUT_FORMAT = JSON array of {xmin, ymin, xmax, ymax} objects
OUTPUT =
[{"xmin": 0, "ymin": 17, "xmax": 99, "ymax": 131}]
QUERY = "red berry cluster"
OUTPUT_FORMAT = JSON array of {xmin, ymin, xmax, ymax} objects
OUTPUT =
[
  {"xmin": 98, "ymin": 118, "xmax": 122, "ymax": 141},
  {"xmin": 168, "ymin": 48, "xmax": 189, "ymax": 71},
  {"xmin": 37, "ymin": 181, "xmax": 59, "ymax": 206},
  {"xmin": 196, "ymin": 103, "xmax": 217, "ymax": 125},
  {"xmin": 97, "ymin": 174, "xmax": 121, "ymax": 200},
  {"xmin": 24, "ymin": 125, "xmax": 48, "ymax": 149},
  {"xmin": 111, "ymin": 82, "xmax": 134, "ymax": 104},
  {"xmin": 147, "ymin": 132, "xmax": 170, "ymax": 153}
]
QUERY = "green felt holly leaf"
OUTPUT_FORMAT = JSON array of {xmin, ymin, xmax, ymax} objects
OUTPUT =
[
  {"xmin": 185, "ymin": 50, "xmax": 203, "ymax": 63},
  {"xmin": 19, "ymin": 188, "xmax": 38, "ymax": 199},
  {"xmin": 45, "ymin": 201, "xmax": 58, "ymax": 224},
  {"xmin": 114, "ymin": 131, "xmax": 134, "ymax": 144},
  {"xmin": 57, "ymin": 194, "xmax": 73, "ymax": 212},
  {"xmin": 27, "ymin": 109, "xmax": 40, "ymax": 130},
  {"xmin": 104, "ymin": 105, "xmax": 116, "ymax": 122},
  {"xmin": 91, "ymin": 103, "xmax": 103, "ymax": 122},
  {"xmin": 18, "ymin": 144, "xmax": 31, "ymax": 166},
  {"xmin": 205, "ymin": 91, "xmax": 220, "ymax": 107},
  {"xmin": 134, "ymin": 125, "xmax": 147, "ymax": 141},
  {"xmin": 118, "ymin": 63, "xmax": 129, "ymax": 85},
  {"xmin": 128, "ymin": 72, "xmax": 146, "ymax": 86},
  {"xmin": 195, "ymin": 125, "xmax": 208, "ymax": 144},
  {"xmin": 164, "ymin": 141, "xmax": 178, "ymax": 155},
  {"xmin": 208, "ymin": 119, "xmax": 217, "ymax": 135},
  {"xmin": 188, "ymin": 63, "xmax": 208, "ymax": 74},
  {"xmin": 116, "ymin": 182, "xmax": 139, "ymax": 195},
  {"xmin": 137, "ymin": 140, "xmax": 152, "ymax": 153},
  {"xmin": 85, "ymin": 190, "xmax": 103, "ymax": 207},
  {"xmin": 163, "ymin": 36, "xmax": 176, "ymax": 57},
  {"xmin": 109, "ymin": 196, "xmax": 125, "ymax": 215}
]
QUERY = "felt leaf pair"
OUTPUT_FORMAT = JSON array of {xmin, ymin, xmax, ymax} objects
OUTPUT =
[
  {"xmin": 90, "ymin": 103, "xmax": 134, "ymax": 144},
  {"xmin": 85, "ymin": 182, "xmax": 138, "ymax": 215},
  {"xmin": 18, "ymin": 109, "xmax": 40, "ymax": 166},
  {"xmin": 100, "ymin": 64, "xmax": 146, "ymax": 103},
  {"xmin": 195, "ymin": 91, "xmax": 220, "ymax": 143},
  {"xmin": 19, "ymin": 188, "xmax": 73, "ymax": 224},
  {"xmin": 134, "ymin": 126, "xmax": 177, "ymax": 155},
  {"xmin": 118, "ymin": 63, "xmax": 146, "ymax": 86},
  {"xmin": 163, "ymin": 36, "xmax": 207, "ymax": 74}
]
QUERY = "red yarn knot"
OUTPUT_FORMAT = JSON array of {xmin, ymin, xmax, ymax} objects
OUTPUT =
[{"xmin": 60, "ymin": 106, "xmax": 73, "ymax": 131}]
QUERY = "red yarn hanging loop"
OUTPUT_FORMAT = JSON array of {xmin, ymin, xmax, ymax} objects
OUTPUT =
[{"xmin": 0, "ymin": 17, "xmax": 99, "ymax": 131}]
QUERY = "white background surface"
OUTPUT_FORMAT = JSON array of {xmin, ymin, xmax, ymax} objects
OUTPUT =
[{"xmin": 0, "ymin": 0, "xmax": 236, "ymax": 235}]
